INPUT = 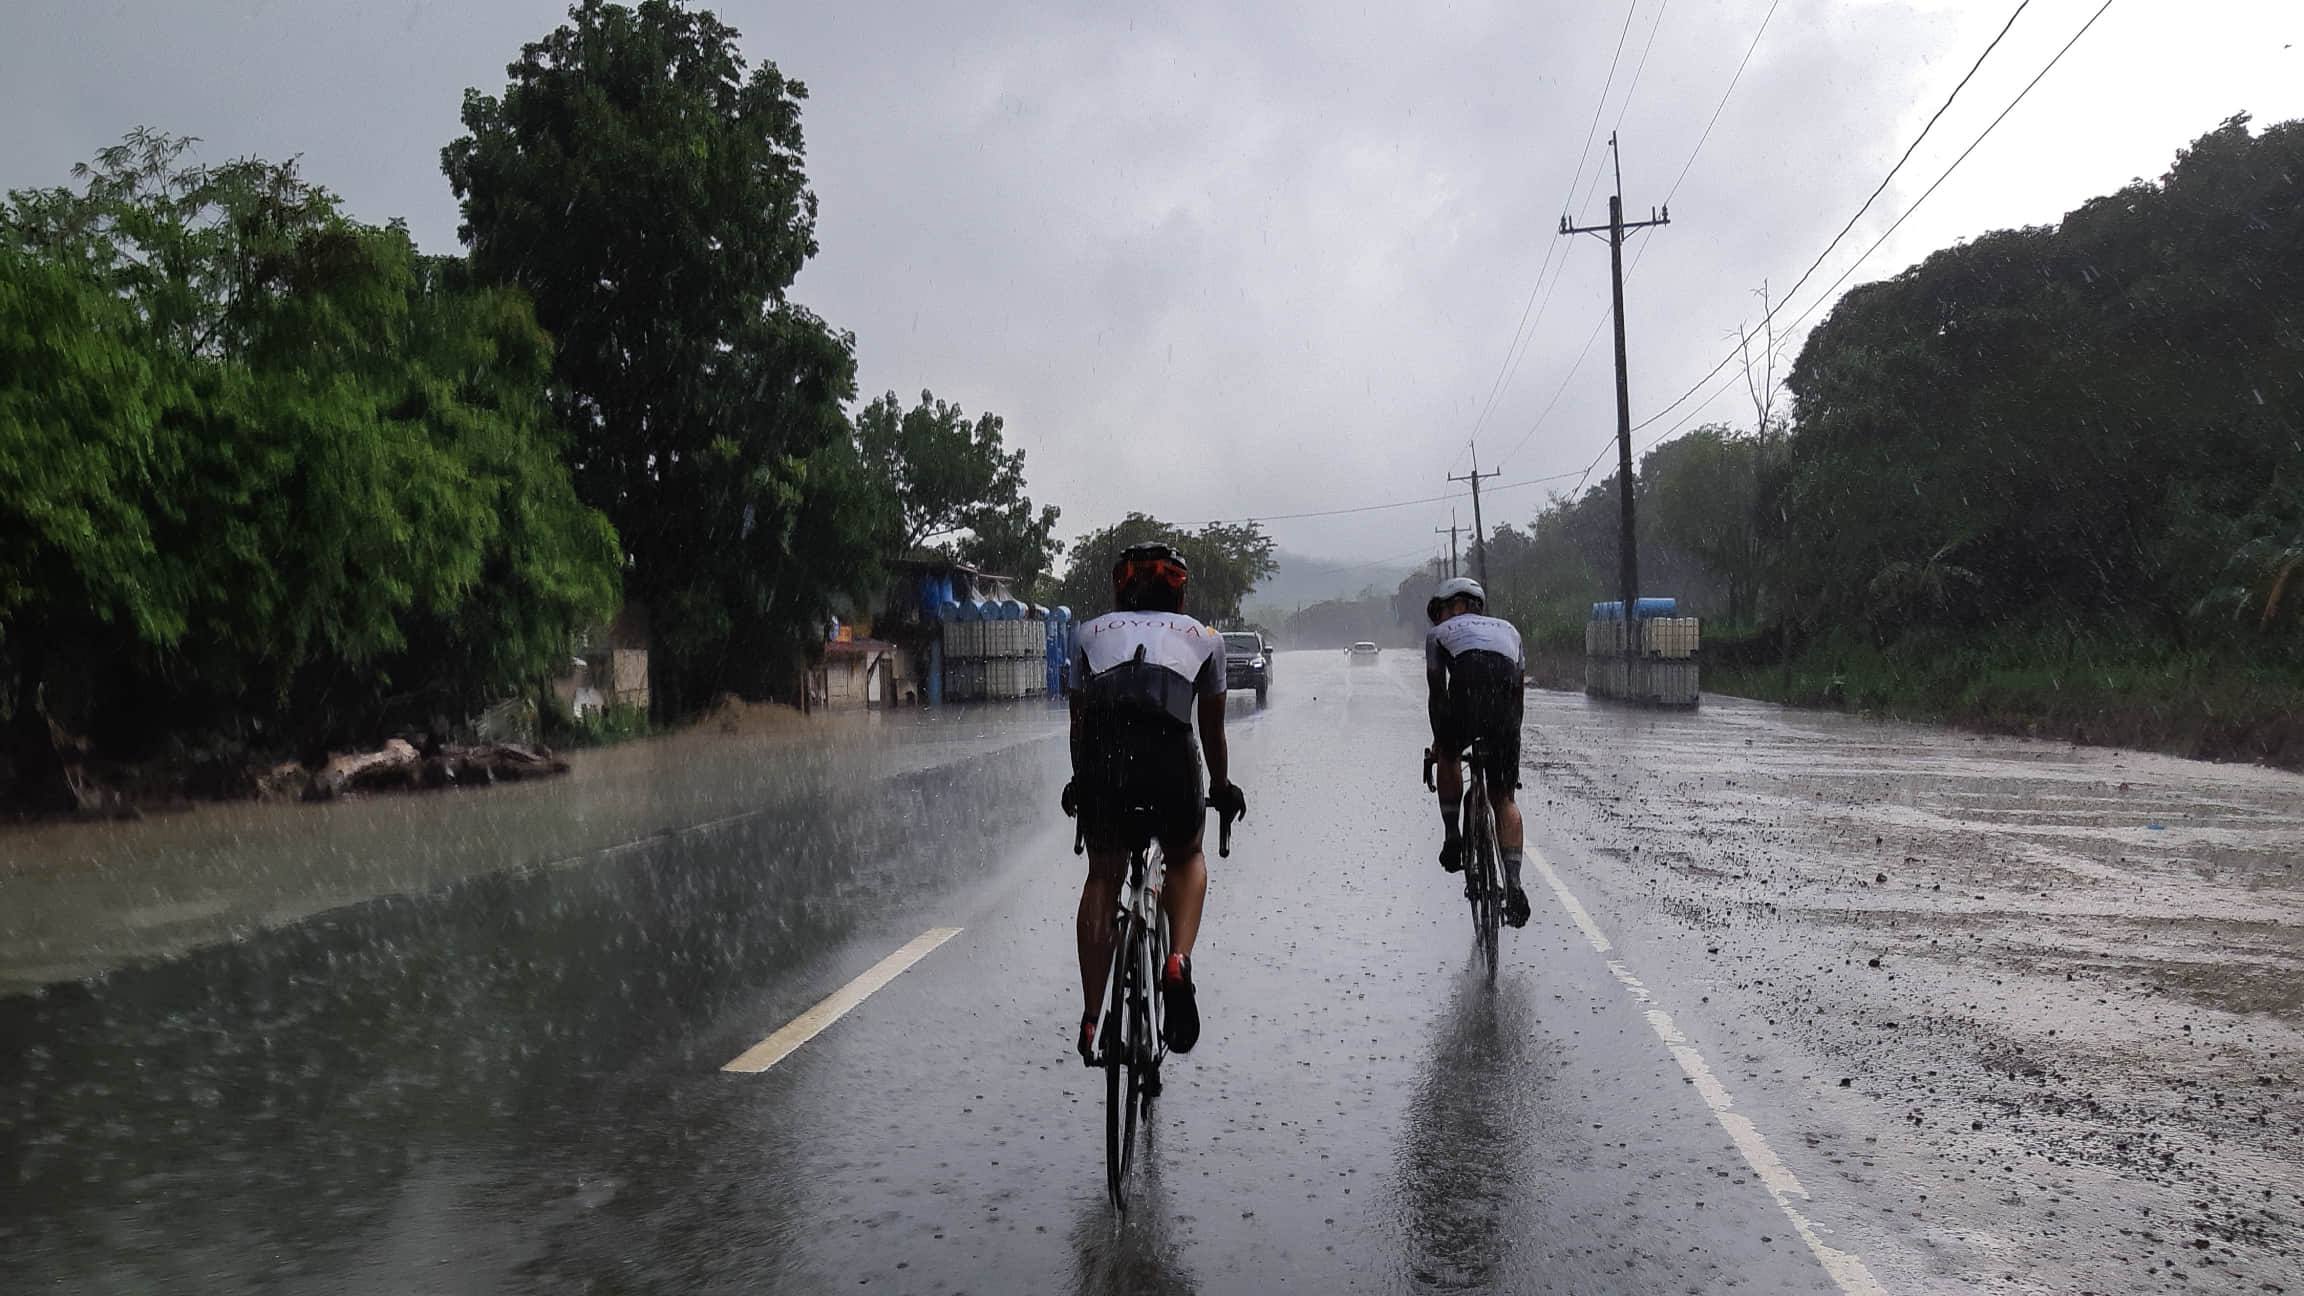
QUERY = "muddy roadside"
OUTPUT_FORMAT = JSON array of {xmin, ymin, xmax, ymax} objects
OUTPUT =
[
  {"xmin": 0, "ymin": 702, "xmax": 1066, "ymax": 994},
  {"xmin": 1524, "ymin": 691, "xmax": 2304, "ymax": 1294},
  {"xmin": 0, "ymin": 695, "xmax": 831, "ymax": 824}
]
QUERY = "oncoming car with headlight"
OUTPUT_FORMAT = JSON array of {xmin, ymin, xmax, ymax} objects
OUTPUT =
[{"xmin": 1222, "ymin": 631, "xmax": 1273, "ymax": 702}]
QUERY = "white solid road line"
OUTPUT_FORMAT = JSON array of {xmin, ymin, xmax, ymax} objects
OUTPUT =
[
  {"xmin": 722, "ymin": 927, "xmax": 963, "ymax": 1074},
  {"xmin": 1528, "ymin": 849, "xmax": 1889, "ymax": 1296}
]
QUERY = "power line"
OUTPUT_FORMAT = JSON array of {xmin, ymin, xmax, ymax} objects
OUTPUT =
[
  {"xmin": 1574, "ymin": 0, "xmax": 1672, "ymax": 219},
  {"xmin": 1563, "ymin": 1, "xmax": 1645, "ymax": 229},
  {"xmin": 1494, "ymin": 0, "xmax": 1776, "ymax": 473},
  {"xmin": 1293, "ymin": 542, "xmax": 1447, "ymax": 581},
  {"xmin": 1660, "ymin": 0, "xmax": 1780, "ymax": 208},
  {"xmin": 1496, "ymin": 294, "xmax": 1612, "ymax": 470},
  {"xmin": 1204, "ymin": 468, "xmax": 1592, "ymax": 529},
  {"xmin": 1625, "ymin": 0, "xmax": 2037, "ymax": 438},
  {"xmin": 1768, "ymin": 0, "xmax": 2121, "ymax": 351},
  {"xmin": 1629, "ymin": 0, "xmax": 2123, "ymax": 461},
  {"xmin": 1209, "ymin": 489, "xmax": 1461, "ymax": 526},
  {"xmin": 1458, "ymin": 0, "xmax": 1644, "ymax": 459}
]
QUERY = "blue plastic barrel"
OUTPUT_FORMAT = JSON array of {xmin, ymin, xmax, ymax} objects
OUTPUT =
[{"xmin": 1591, "ymin": 598, "xmax": 1678, "ymax": 620}]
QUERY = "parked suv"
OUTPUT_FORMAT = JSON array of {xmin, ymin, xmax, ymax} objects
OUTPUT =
[{"xmin": 1222, "ymin": 631, "xmax": 1273, "ymax": 702}]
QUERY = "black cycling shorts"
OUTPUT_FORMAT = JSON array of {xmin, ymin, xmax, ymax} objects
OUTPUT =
[
  {"xmin": 1435, "ymin": 655, "xmax": 1521, "ymax": 796},
  {"xmin": 1075, "ymin": 720, "xmax": 1205, "ymax": 853}
]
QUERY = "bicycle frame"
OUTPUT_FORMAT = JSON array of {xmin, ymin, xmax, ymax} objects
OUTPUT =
[
  {"xmin": 1070, "ymin": 795, "xmax": 1236, "ymax": 1209},
  {"xmin": 1099, "ymin": 842, "xmax": 1169, "ymax": 1069},
  {"xmin": 1425, "ymin": 740, "xmax": 1503, "ymax": 977}
]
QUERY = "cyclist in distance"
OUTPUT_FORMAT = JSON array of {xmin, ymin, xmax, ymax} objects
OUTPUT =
[
  {"xmin": 1064, "ymin": 542, "xmax": 1247, "ymax": 1064},
  {"xmin": 1426, "ymin": 576, "xmax": 1532, "ymax": 927}
]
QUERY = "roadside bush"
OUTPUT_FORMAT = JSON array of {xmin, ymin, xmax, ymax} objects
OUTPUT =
[{"xmin": 1, "ymin": 131, "xmax": 618, "ymax": 783}]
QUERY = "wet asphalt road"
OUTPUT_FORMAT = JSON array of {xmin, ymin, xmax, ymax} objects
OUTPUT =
[{"xmin": 4, "ymin": 650, "xmax": 2301, "ymax": 1293}]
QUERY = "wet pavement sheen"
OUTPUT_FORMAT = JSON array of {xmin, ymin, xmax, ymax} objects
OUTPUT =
[{"xmin": 5, "ymin": 651, "xmax": 2301, "ymax": 1293}]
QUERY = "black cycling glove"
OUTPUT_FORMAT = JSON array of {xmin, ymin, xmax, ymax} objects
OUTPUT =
[{"xmin": 1213, "ymin": 782, "xmax": 1247, "ymax": 821}]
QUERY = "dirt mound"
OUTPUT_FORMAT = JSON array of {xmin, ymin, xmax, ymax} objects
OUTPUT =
[{"xmin": 699, "ymin": 693, "xmax": 813, "ymax": 737}]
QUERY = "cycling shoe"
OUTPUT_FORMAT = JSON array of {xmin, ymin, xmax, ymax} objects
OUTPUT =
[
  {"xmin": 1439, "ymin": 836, "xmax": 1464, "ymax": 873},
  {"xmin": 1161, "ymin": 955, "xmax": 1200, "ymax": 1055}
]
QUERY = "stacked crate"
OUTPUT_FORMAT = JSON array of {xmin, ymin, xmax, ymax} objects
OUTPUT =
[
  {"xmin": 942, "ymin": 617, "xmax": 1047, "ymax": 701},
  {"xmin": 1584, "ymin": 615, "xmax": 1701, "ymax": 707}
]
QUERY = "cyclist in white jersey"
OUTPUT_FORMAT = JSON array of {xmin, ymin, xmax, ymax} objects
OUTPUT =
[
  {"xmin": 1425, "ymin": 577, "xmax": 1532, "ymax": 927},
  {"xmin": 1063, "ymin": 542, "xmax": 1247, "ymax": 1064}
]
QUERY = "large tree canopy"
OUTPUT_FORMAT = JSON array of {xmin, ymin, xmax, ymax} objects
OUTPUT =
[
  {"xmin": 1052, "ymin": 514, "xmax": 1276, "ymax": 625},
  {"xmin": 1449, "ymin": 115, "xmax": 2304, "ymax": 687},
  {"xmin": 1777, "ymin": 113, "xmax": 2304, "ymax": 652},
  {"xmin": 444, "ymin": 0, "xmax": 876, "ymax": 715},
  {"xmin": 855, "ymin": 389, "xmax": 1062, "ymax": 594}
]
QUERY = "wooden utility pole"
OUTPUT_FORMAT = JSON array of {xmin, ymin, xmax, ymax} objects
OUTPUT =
[
  {"xmin": 1447, "ymin": 451, "xmax": 1500, "ymax": 584},
  {"xmin": 1561, "ymin": 134, "xmax": 1668, "ymax": 654},
  {"xmin": 1434, "ymin": 513, "xmax": 1461, "ymax": 578}
]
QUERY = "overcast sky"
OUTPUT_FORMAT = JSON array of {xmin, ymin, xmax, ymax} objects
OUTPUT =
[{"xmin": 5, "ymin": 0, "xmax": 2299, "ymax": 569}]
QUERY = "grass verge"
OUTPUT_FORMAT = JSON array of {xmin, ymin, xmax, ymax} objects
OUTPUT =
[{"xmin": 1706, "ymin": 635, "xmax": 2304, "ymax": 771}]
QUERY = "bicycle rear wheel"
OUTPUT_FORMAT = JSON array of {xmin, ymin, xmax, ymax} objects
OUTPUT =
[
  {"xmin": 1140, "ymin": 911, "xmax": 1169, "ymax": 1121},
  {"xmin": 1103, "ymin": 911, "xmax": 1142, "ymax": 1209},
  {"xmin": 1465, "ymin": 773, "xmax": 1501, "ymax": 979}
]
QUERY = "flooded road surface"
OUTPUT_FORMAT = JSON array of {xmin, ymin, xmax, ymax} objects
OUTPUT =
[{"xmin": 3, "ymin": 653, "xmax": 2299, "ymax": 1293}]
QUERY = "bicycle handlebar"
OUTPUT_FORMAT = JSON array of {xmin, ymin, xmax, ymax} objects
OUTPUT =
[
  {"xmin": 1423, "ymin": 741, "xmax": 1494, "ymax": 792},
  {"xmin": 1063, "ymin": 784, "xmax": 1243, "ymax": 858},
  {"xmin": 1207, "ymin": 793, "xmax": 1239, "ymax": 858}
]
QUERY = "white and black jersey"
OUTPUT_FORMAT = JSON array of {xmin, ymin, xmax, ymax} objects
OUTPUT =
[
  {"xmin": 1425, "ymin": 613, "xmax": 1525, "ymax": 787},
  {"xmin": 1070, "ymin": 610, "xmax": 1226, "ymax": 731},
  {"xmin": 1424, "ymin": 613, "xmax": 1525, "ymax": 675}
]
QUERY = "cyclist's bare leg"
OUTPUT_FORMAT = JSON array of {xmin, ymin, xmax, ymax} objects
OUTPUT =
[
  {"xmin": 1157, "ymin": 831, "xmax": 1207, "ymax": 960},
  {"xmin": 1491, "ymin": 780, "xmax": 1533, "ymax": 925},
  {"xmin": 1078, "ymin": 847, "xmax": 1127, "ymax": 1019},
  {"xmin": 1154, "ymin": 827, "xmax": 1208, "ymax": 1054},
  {"xmin": 1493, "ymin": 787, "xmax": 1523, "ymax": 851},
  {"xmin": 1435, "ymin": 756, "xmax": 1463, "ymax": 806},
  {"xmin": 1428, "ymin": 756, "xmax": 1465, "ymax": 825}
]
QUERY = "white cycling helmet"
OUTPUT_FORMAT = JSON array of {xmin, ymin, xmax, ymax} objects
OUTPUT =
[{"xmin": 1433, "ymin": 576, "xmax": 1486, "ymax": 606}]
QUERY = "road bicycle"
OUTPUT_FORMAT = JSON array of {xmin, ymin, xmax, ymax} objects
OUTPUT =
[
  {"xmin": 1072, "ymin": 795, "xmax": 1236, "ymax": 1210},
  {"xmin": 1425, "ymin": 739, "xmax": 1502, "ymax": 980}
]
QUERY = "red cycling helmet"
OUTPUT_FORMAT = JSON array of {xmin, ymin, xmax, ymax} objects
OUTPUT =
[{"xmin": 1111, "ymin": 541, "xmax": 1190, "ymax": 593}]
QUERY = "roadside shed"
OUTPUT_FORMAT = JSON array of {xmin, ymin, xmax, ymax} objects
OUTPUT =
[{"xmin": 813, "ymin": 638, "xmax": 899, "ymax": 710}]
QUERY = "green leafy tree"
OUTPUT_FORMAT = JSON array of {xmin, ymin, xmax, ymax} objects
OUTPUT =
[
  {"xmin": 854, "ymin": 389, "xmax": 1062, "ymax": 593},
  {"xmin": 1052, "ymin": 514, "xmax": 1276, "ymax": 624},
  {"xmin": 1778, "ymin": 113, "xmax": 2304, "ymax": 660},
  {"xmin": 955, "ymin": 497, "xmax": 1065, "ymax": 598},
  {"xmin": 3, "ymin": 131, "xmax": 617, "ymax": 779},
  {"xmin": 1642, "ymin": 425, "xmax": 1774, "ymax": 624},
  {"xmin": 445, "ymin": 0, "xmax": 870, "ymax": 714}
]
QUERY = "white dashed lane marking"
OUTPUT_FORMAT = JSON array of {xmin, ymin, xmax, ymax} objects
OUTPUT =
[
  {"xmin": 1528, "ymin": 850, "xmax": 1888, "ymax": 1296},
  {"xmin": 722, "ymin": 927, "xmax": 963, "ymax": 1074}
]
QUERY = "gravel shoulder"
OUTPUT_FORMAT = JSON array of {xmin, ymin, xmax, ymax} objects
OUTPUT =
[{"xmin": 1524, "ymin": 689, "xmax": 2304, "ymax": 1295}]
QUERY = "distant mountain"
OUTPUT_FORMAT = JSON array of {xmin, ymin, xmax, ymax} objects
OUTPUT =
[{"xmin": 1250, "ymin": 549, "xmax": 1421, "ymax": 610}]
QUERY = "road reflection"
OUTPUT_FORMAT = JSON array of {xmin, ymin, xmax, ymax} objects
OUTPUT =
[
  {"xmin": 1070, "ymin": 1117, "xmax": 1199, "ymax": 1296},
  {"xmin": 0, "ymin": 738, "xmax": 1056, "ymax": 1292},
  {"xmin": 1391, "ymin": 970, "xmax": 1542, "ymax": 1291}
]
